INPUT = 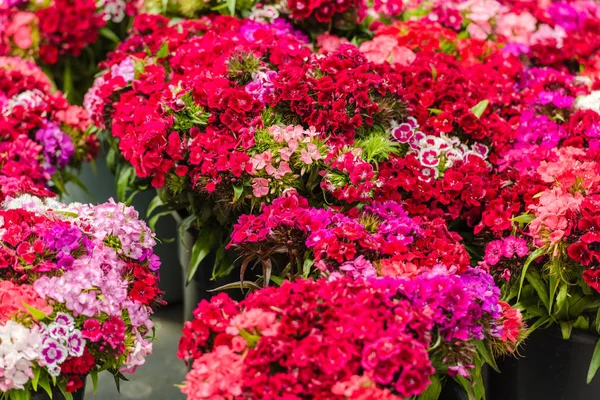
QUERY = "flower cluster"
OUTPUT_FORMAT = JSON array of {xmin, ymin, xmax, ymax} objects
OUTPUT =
[
  {"xmin": 0, "ymin": 195, "xmax": 163, "ymax": 396},
  {"xmin": 0, "ymin": 0, "xmax": 137, "ymax": 64},
  {"xmin": 0, "ymin": 56, "xmax": 97, "ymax": 202},
  {"xmin": 178, "ymin": 275, "xmax": 521, "ymax": 399},
  {"xmin": 229, "ymin": 194, "xmax": 470, "ymax": 279}
]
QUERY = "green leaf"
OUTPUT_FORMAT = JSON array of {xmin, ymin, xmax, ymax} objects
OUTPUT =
[
  {"xmin": 525, "ymin": 269, "xmax": 550, "ymax": 311},
  {"xmin": 58, "ymin": 384, "xmax": 73, "ymax": 400},
  {"xmin": 91, "ymin": 370, "xmax": 99, "ymax": 394},
  {"xmin": 431, "ymin": 65, "xmax": 437, "ymax": 81},
  {"xmin": 178, "ymin": 215, "xmax": 197, "ymax": 245},
  {"xmin": 417, "ymin": 374, "xmax": 442, "ymax": 400},
  {"xmin": 156, "ymin": 41, "xmax": 169, "ymax": 59},
  {"xmin": 99, "ymin": 27, "xmax": 121, "ymax": 43},
  {"xmin": 302, "ymin": 258, "xmax": 314, "ymax": 278},
  {"xmin": 226, "ymin": 0, "xmax": 236, "ymax": 15},
  {"xmin": 595, "ymin": 308, "xmax": 600, "ymax": 334},
  {"xmin": 475, "ymin": 340, "xmax": 500, "ymax": 373},
  {"xmin": 588, "ymin": 338, "xmax": 600, "ymax": 383},
  {"xmin": 511, "ymin": 213, "xmax": 534, "ymax": 226},
  {"xmin": 471, "ymin": 99, "xmax": 489, "ymax": 119},
  {"xmin": 146, "ymin": 195, "xmax": 165, "ymax": 218},
  {"xmin": 39, "ymin": 378, "xmax": 53, "ymax": 399},
  {"xmin": 233, "ymin": 185, "xmax": 244, "ymax": 202},
  {"xmin": 116, "ymin": 165, "xmax": 135, "ymax": 202},
  {"xmin": 269, "ymin": 275, "xmax": 284, "ymax": 286},
  {"xmin": 517, "ymin": 247, "xmax": 546, "ymax": 301},
  {"xmin": 21, "ymin": 302, "xmax": 48, "ymax": 321},
  {"xmin": 573, "ymin": 315, "xmax": 590, "ymax": 330},
  {"xmin": 186, "ymin": 229, "xmax": 217, "ymax": 283},
  {"xmin": 32, "ymin": 368, "xmax": 41, "ymax": 391},
  {"xmin": 560, "ymin": 321, "xmax": 573, "ymax": 339},
  {"xmin": 63, "ymin": 60, "xmax": 73, "ymax": 101},
  {"xmin": 428, "ymin": 108, "xmax": 443, "ymax": 115},
  {"xmin": 556, "ymin": 284, "xmax": 568, "ymax": 313}
]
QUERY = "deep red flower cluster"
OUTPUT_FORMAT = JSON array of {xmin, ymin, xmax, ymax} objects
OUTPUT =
[{"xmin": 35, "ymin": 0, "xmax": 106, "ymax": 64}]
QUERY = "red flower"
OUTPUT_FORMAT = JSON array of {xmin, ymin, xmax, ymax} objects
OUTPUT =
[
  {"xmin": 130, "ymin": 281, "xmax": 157, "ymax": 305},
  {"xmin": 65, "ymin": 376, "xmax": 84, "ymax": 393},
  {"xmin": 583, "ymin": 269, "xmax": 600, "ymax": 294}
]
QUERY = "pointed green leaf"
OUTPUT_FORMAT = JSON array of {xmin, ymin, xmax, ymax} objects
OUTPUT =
[
  {"xmin": 302, "ymin": 258, "xmax": 314, "ymax": 278},
  {"xmin": 186, "ymin": 229, "xmax": 217, "ymax": 283},
  {"xmin": 39, "ymin": 378, "xmax": 53, "ymax": 399},
  {"xmin": 32, "ymin": 368, "xmax": 41, "ymax": 391},
  {"xmin": 116, "ymin": 165, "xmax": 134, "ymax": 202},
  {"xmin": 226, "ymin": 0, "xmax": 236, "ymax": 15},
  {"xmin": 556, "ymin": 284, "xmax": 568, "ymax": 312},
  {"xmin": 156, "ymin": 41, "xmax": 169, "ymax": 59},
  {"xmin": 58, "ymin": 384, "xmax": 73, "ymax": 400},
  {"xmin": 518, "ymin": 247, "xmax": 546, "ymax": 301},
  {"xmin": 525, "ymin": 269, "xmax": 550, "ymax": 311},
  {"xmin": 471, "ymin": 99, "xmax": 489, "ymax": 119},
  {"xmin": 233, "ymin": 185, "xmax": 244, "ymax": 202},
  {"xmin": 560, "ymin": 321, "xmax": 573, "ymax": 339},
  {"xmin": 475, "ymin": 340, "xmax": 500, "ymax": 373},
  {"xmin": 91, "ymin": 370, "xmax": 99, "ymax": 394},
  {"xmin": 595, "ymin": 307, "xmax": 600, "ymax": 334},
  {"xmin": 21, "ymin": 302, "xmax": 48, "ymax": 321},
  {"xmin": 269, "ymin": 275, "xmax": 284, "ymax": 286},
  {"xmin": 588, "ymin": 338, "xmax": 600, "ymax": 383}
]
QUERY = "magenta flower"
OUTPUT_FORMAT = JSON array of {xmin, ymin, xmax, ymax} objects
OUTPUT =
[
  {"xmin": 81, "ymin": 319, "xmax": 102, "ymax": 342},
  {"xmin": 484, "ymin": 240, "xmax": 504, "ymax": 266}
]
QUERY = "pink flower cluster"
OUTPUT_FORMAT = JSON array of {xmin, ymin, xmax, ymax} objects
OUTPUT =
[{"xmin": 0, "ymin": 195, "xmax": 164, "ymax": 394}]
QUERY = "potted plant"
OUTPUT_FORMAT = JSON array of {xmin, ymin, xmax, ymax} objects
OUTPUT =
[
  {"xmin": 0, "ymin": 195, "xmax": 164, "ymax": 400},
  {"xmin": 177, "ymin": 270, "xmax": 522, "ymax": 400},
  {"xmin": 1, "ymin": 0, "xmax": 139, "ymax": 104}
]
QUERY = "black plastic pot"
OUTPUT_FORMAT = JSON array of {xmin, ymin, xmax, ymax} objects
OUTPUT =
[
  {"xmin": 488, "ymin": 327, "xmax": 600, "ymax": 400},
  {"xmin": 30, "ymin": 381, "xmax": 86, "ymax": 400}
]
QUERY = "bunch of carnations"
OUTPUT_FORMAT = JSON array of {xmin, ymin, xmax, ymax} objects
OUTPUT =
[
  {"xmin": 228, "ymin": 194, "xmax": 470, "ymax": 282},
  {"xmin": 178, "ymin": 275, "xmax": 523, "ymax": 399},
  {"xmin": 86, "ymin": 14, "xmax": 423, "ymax": 276},
  {"xmin": 0, "ymin": 0, "xmax": 138, "ymax": 102},
  {"xmin": 0, "ymin": 56, "xmax": 97, "ymax": 202},
  {"xmin": 387, "ymin": 0, "xmax": 600, "ymax": 73},
  {"xmin": 0, "ymin": 195, "xmax": 163, "ymax": 399}
]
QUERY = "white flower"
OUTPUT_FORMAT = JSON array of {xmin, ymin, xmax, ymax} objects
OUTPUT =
[{"xmin": 575, "ymin": 90, "xmax": 600, "ymax": 114}]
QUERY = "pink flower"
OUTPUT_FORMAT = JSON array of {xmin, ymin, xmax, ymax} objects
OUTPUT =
[
  {"xmin": 300, "ymin": 143, "xmax": 321, "ymax": 165},
  {"xmin": 251, "ymin": 178, "xmax": 269, "ymax": 198},
  {"xmin": 316, "ymin": 33, "xmax": 349, "ymax": 54},
  {"xmin": 359, "ymin": 36, "xmax": 415, "ymax": 66},
  {"xmin": 495, "ymin": 12, "xmax": 537, "ymax": 44}
]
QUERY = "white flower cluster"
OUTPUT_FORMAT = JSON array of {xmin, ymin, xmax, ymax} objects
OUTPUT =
[{"xmin": 0, "ymin": 321, "xmax": 44, "ymax": 391}]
